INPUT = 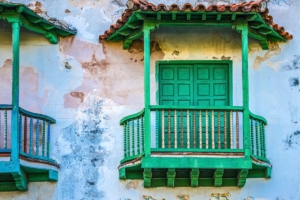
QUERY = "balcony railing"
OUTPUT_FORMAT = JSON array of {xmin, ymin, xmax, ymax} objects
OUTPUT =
[
  {"xmin": 120, "ymin": 106, "xmax": 268, "ymax": 162},
  {"xmin": 0, "ymin": 105, "xmax": 56, "ymax": 164}
]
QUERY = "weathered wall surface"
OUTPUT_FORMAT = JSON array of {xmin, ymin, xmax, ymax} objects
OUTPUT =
[{"xmin": 0, "ymin": 0, "xmax": 299, "ymax": 199}]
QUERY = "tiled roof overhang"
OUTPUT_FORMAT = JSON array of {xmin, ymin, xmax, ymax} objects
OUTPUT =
[
  {"xmin": 0, "ymin": 2, "xmax": 76, "ymax": 44},
  {"xmin": 99, "ymin": 0, "xmax": 292, "ymax": 50}
]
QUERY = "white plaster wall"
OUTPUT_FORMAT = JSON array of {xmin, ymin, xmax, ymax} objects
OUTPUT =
[{"xmin": 0, "ymin": 0, "xmax": 299, "ymax": 199}]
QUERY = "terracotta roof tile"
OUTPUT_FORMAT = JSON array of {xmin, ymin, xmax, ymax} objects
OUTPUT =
[{"xmin": 100, "ymin": 0, "xmax": 292, "ymax": 41}]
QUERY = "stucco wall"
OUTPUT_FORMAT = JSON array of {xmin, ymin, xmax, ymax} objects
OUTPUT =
[{"xmin": 0, "ymin": 0, "xmax": 299, "ymax": 199}]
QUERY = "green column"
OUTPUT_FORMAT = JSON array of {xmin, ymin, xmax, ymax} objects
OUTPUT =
[
  {"xmin": 241, "ymin": 23, "xmax": 250, "ymax": 157},
  {"xmin": 11, "ymin": 21, "xmax": 21, "ymax": 162},
  {"xmin": 144, "ymin": 23, "xmax": 151, "ymax": 157}
]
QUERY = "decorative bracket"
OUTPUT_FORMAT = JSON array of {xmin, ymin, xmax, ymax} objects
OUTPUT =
[
  {"xmin": 237, "ymin": 169, "xmax": 249, "ymax": 187},
  {"xmin": 143, "ymin": 168, "xmax": 152, "ymax": 188},
  {"xmin": 214, "ymin": 169, "xmax": 224, "ymax": 187},
  {"xmin": 190, "ymin": 168, "xmax": 199, "ymax": 187},
  {"xmin": 167, "ymin": 168, "xmax": 176, "ymax": 187}
]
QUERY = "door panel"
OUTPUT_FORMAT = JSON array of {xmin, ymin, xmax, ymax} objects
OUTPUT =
[{"xmin": 158, "ymin": 62, "xmax": 231, "ymax": 149}]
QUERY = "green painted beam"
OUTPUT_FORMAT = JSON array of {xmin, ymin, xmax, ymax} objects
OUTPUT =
[
  {"xmin": 167, "ymin": 168, "xmax": 176, "ymax": 187},
  {"xmin": 143, "ymin": 22, "xmax": 151, "ymax": 157},
  {"xmin": 11, "ymin": 20, "xmax": 20, "ymax": 162},
  {"xmin": 214, "ymin": 169, "xmax": 224, "ymax": 187},
  {"xmin": 190, "ymin": 169, "xmax": 199, "ymax": 187},
  {"xmin": 237, "ymin": 169, "xmax": 248, "ymax": 187},
  {"xmin": 11, "ymin": 168, "xmax": 27, "ymax": 191},
  {"xmin": 142, "ymin": 157, "xmax": 252, "ymax": 169},
  {"xmin": 143, "ymin": 168, "xmax": 152, "ymax": 188}
]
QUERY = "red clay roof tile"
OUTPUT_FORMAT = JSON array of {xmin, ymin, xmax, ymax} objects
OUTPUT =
[{"xmin": 100, "ymin": 0, "xmax": 292, "ymax": 41}]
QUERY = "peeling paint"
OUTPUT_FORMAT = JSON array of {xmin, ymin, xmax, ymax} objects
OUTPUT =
[{"xmin": 253, "ymin": 42, "xmax": 281, "ymax": 70}]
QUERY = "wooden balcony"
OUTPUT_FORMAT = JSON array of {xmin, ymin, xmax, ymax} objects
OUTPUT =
[
  {"xmin": 119, "ymin": 106, "xmax": 271, "ymax": 187},
  {"xmin": 0, "ymin": 105, "xmax": 57, "ymax": 191}
]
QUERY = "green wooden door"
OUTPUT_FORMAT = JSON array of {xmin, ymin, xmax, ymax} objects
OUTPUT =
[{"xmin": 158, "ymin": 61, "xmax": 232, "ymax": 149}]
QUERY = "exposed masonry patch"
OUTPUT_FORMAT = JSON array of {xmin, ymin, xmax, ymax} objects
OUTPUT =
[
  {"xmin": 284, "ymin": 131, "xmax": 300, "ymax": 149},
  {"xmin": 289, "ymin": 77, "xmax": 299, "ymax": 87},
  {"xmin": 253, "ymin": 42, "xmax": 281, "ymax": 70},
  {"xmin": 54, "ymin": 96, "xmax": 114, "ymax": 200},
  {"xmin": 176, "ymin": 195, "xmax": 189, "ymax": 200}
]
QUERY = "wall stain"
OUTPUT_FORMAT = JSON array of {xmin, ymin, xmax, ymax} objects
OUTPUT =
[
  {"xmin": 125, "ymin": 180, "xmax": 139, "ymax": 189},
  {"xmin": 253, "ymin": 42, "xmax": 281, "ymax": 70},
  {"xmin": 221, "ymin": 55, "xmax": 231, "ymax": 60},
  {"xmin": 289, "ymin": 77, "xmax": 299, "ymax": 87},
  {"xmin": 56, "ymin": 97, "xmax": 110, "ymax": 199},
  {"xmin": 176, "ymin": 195, "xmax": 189, "ymax": 200},
  {"xmin": 172, "ymin": 50, "xmax": 180, "ymax": 56},
  {"xmin": 281, "ymin": 55, "xmax": 300, "ymax": 71},
  {"xmin": 128, "ymin": 39, "xmax": 163, "ymax": 55},
  {"xmin": 284, "ymin": 131, "xmax": 300, "ymax": 149}
]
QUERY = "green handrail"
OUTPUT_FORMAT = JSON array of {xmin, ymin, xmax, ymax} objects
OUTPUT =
[
  {"xmin": 120, "ymin": 109, "xmax": 145, "ymax": 125},
  {"xmin": 150, "ymin": 105, "xmax": 245, "ymax": 111},
  {"xmin": 0, "ymin": 105, "xmax": 13, "ymax": 109},
  {"xmin": 249, "ymin": 111, "xmax": 267, "ymax": 125},
  {"xmin": 19, "ymin": 107, "xmax": 56, "ymax": 124}
]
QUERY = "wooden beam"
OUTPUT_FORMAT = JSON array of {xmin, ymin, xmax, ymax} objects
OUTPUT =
[
  {"xmin": 135, "ymin": 13, "xmax": 146, "ymax": 20},
  {"xmin": 12, "ymin": 168, "xmax": 28, "ymax": 191},
  {"xmin": 202, "ymin": 13, "xmax": 206, "ymax": 20},
  {"xmin": 249, "ymin": 22, "xmax": 264, "ymax": 29},
  {"xmin": 167, "ymin": 168, "xmax": 176, "ymax": 187},
  {"xmin": 143, "ymin": 168, "xmax": 152, "ymax": 188},
  {"xmin": 15, "ymin": 6, "xmax": 24, "ymax": 13},
  {"xmin": 214, "ymin": 169, "xmax": 224, "ymax": 187},
  {"xmin": 39, "ymin": 22, "xmax": 55, "ymax": 30},
  {"xmin": 119, "ymin": 29, "xmax": 132, "ymax": 36},
  {"xmin": 25, "ymin": 14, "xmax": 43, "ymax": 23},
  {"xmin": 11, "ymin": 21, "xmax": 20, "ymax": 162},
  {"xmin": 237, "ymin": 169, "xmax": 248, "ymax": 187},
  {"xmin": 49, "ymin": 170, "xmax": 58, "ymax": 181},
  {"xmin": 217, "ymin": 13, "xmax": 221, "ymax": 21},
  {"xmin": 127, "ymin": 21, "xmax": 142, "ymax": 29},
  {"xmin": 258, "ymin": 28, "xmax": 273, "ymax": 35},
  {"xmin": 119, "ymin": 167, "xmax": 126, "ymax": 180},
  {"xmin": 231, "ymin": 13, "xmax": 236, "ymax": 21},
  {"xmin": 246, "ymin": 14, "xmax": 257, "ymax": 21},
  {"xmin": 123, "ymin": 26, "xmax": 143, "ymax": 49},
  {"xmin": 187, "ymin": 13, "xmax": 191, "ymax": 20},
  {"xmin": 172, "ymin": 13, "xmax": 176, "ymax": 21},
  {"xmin": 265, "ymin": 167, "xmax": 271, "ymax": 178},
  {"xmin": 190, "ymin": 168, "xmax": 199, "ymax": 187},
  {"xmin": 157, "ymin": 13, "xmax": 161, "ymax": 20},
  {"xmin": 248, "ymin": 27, "xmax": 269, "ymax": 50}
]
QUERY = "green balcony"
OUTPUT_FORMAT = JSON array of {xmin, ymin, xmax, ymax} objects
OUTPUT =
[
  {"xmin": 0, "ymin": 105, "xmax": 58, "ymax": 191},
  {"xmin": 119, "ymin": 106, "xmax": 271, "ymax": 187}
]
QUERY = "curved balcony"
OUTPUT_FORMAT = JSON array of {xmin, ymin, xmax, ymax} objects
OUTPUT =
[
  {"xmin": 0, "ymin": 105, "xmax": 57, "ymax": 191},
  {"xmin": 119, "ymin": 106, "xmax": 271, "ymax": 188}
]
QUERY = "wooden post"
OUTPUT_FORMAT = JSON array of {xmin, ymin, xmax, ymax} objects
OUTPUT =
[
  {"xmin": 144, "ymin": 22, "xmax": 151, "ymax": 157},
  {"xmin": 11, "ymin": 21, "xmax": 20, "ymax": 162},
  {"xmin": 240, "ymin": 22, "xmax": 250, "ymax": 157}
]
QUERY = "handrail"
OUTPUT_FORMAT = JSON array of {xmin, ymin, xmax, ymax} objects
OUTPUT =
[
  {"xmin": 19, "ymin": 107, "xmax": 56, "ymax": 124},
  {"xmin": 150, "ymin": 105, "xmax": 244, "ymax": 111},
  {"xmin": 0, "ymin": 104, "xmax": 13, "ymax": 109},
  {"xmin": 120, "ymin": 109, "xmax": 145, "ymax": 125},
  {"xmin": 249, "ymin": 111, "xmax": 267, "ymax": 125}
]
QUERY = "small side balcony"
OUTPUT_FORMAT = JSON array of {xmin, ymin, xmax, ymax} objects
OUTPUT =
[
  {"xmin": 119, "ymin": 106, "xmax": 271, "ymax": 188},
  {"xmin": 0, "ymin": 105, "xmax": 57, "ymax": 191}
]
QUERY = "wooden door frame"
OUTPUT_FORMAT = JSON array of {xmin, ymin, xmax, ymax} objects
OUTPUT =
[{"xmin": 155, "ymin": 60, "xmax": 233, "ymax": 106}]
